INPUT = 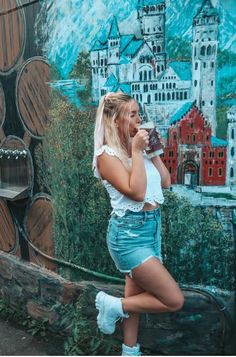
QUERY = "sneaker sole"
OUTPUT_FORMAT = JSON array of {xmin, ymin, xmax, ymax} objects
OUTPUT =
[{"xmin": 95, "ymin": 291, "xmax": 115, "ymax": 334}]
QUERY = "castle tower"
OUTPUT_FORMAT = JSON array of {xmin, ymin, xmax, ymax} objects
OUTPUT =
[
  {"xmin": 107, "ymin": 16, "xmax": 120, "ymax": 76},
  {"xmin": 227, "ymin": 105, "xmax": 236, "ymax": 187},
  {"xmin": 192, "ymin": 0, "xmax": 219, "ymax": 135},
  {"xmin": 137, "ymin": 0, "xmax": 166, "ymax": 74}
]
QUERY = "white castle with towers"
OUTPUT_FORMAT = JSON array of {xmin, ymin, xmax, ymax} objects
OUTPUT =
[{"xmin": 90, "ymin": 0, "xmax": 236, "ymax": 187}]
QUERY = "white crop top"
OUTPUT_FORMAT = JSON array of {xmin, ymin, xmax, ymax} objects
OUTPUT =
[{"xmin": 94, "ymin": 145, "xmax": 164, "ymax": 217}]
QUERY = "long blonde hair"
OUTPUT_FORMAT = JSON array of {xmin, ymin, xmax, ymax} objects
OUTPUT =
[{"xmin": 93, "ymin": 92, "xmax": 133, "ymax": 175}]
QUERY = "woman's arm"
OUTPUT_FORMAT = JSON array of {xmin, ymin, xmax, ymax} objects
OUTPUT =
[
  {"xmin": 97, "ymin": 130, "xmax": 149, "ymax": 201},
  {"xmin": 151, "ymin": 155, "xmax": 171, "ymax": 189}
]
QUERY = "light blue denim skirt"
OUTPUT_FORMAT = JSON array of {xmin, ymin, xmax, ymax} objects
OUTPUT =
[{"xmin": 106, "ymin": 208, "xmax": 163, "ymax": 276}]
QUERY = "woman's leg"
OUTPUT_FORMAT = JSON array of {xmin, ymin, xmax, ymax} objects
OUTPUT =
[
  {"xmin": 122, "ymin": 257, "xmax": 184, "ymax": 314},
  {"xmin": 123, "ymin": 274, "xmax": 144, "ymax": 347}
]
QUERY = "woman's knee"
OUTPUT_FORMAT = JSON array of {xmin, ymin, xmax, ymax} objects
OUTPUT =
[{"xmin": 166, "ymin": 293, "xmax": 185, "ymax": 312}]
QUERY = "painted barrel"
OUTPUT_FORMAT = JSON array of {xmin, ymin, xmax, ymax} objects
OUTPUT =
[
  {"xmin": 24, "ymin": 193, "xmax": 57, "ymax": 271},
  {"xmin": 0, "ymin": 82, "xmax": 6, "ymax": 128},
  {"xmin": 0, "ymin": 135, "xmax": 34, "ymax": 200},
  {"xmin": 0, "ymin": 0, "xmax": 26, "ymax": 75},
  {"xmin": 0, "ymin": 199, "xmax": 19, "ymax": 252},
  {"xmin": 16, "ymin": 57, "xmax": 51, "ymax": 139}
]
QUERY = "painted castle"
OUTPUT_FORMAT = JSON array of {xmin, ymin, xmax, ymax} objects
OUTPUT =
[{"xmin": 90, "ymin": 0, "xmax": 235, "ymax": 187}]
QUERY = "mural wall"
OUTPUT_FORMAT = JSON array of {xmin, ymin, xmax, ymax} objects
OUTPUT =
[{"xmin": 0, "ymin": 0, "xmax": 235, "ymax": 295}]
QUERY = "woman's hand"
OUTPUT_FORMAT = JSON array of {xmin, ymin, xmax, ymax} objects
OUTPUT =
[{"xmin": 132, "ymin": 129, "xmax": 149, "ymax": 152}]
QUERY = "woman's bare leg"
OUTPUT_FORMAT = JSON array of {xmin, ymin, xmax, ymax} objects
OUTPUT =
[
  {"xmin": 123, "ymin": 274, "xmax": 144, "ymax": 347},
  {"xmin": 122, "ymin": 257, "xmax": 184, "ymax": 314}
]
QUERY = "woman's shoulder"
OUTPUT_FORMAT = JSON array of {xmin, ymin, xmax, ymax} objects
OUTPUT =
[{"xmin": 95, "ymin": 145, "xmax": 119, "ymax": 158}]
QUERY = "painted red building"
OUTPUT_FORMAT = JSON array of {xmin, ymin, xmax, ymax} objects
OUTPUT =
[{"xmin": 161, "ymin": 102, "xmax": 227, "ymax": 186}]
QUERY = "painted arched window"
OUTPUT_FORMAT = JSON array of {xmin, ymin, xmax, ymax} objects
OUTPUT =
[
  {"xmin": 207, "ymin": 45, "xmax": 211, "ymax": 55},
  {"xmin": 231, "ymin": 147, "xmax": 235, "ymax": 157},
  {"xmin": 200, "ymin": 46, "xmax": 206, "ymax": 56},
  {"xmin": 162, "ymin": 92, "xmax": 165, "ymax": 101},
  {"xmin": 139, "ymin": 72, "xmax": 142, "ymax": 81},
  {"xmin": 147, "ymin": 94, "xmax": 151, "ymax": 103},
  {"xmin": 194, "ymin": 47, "xmax": 197, "ymax": 56},
  {"xmin": 144, "ymin": 71, "xmax": 147, "ymax": 80},
  {"xmin": 231, "ymin": 129, "xmax": 234, "ymax": 139},
  {"xmin": 153, "ymin": 46, "xmax": 156, "ymax": 53},
  {"xmin": 195, "ymin": 62, "xmax": 198, "ymax": 70},
  {"xmin": 172, "ymin": 92, "xmax": 175, "ymax": 100},
  {"xmin": 159, "ymin": 93, "xmax": 161, "ymax": 101},
  {"xmin": 149, "ymin": 70, "xmax": 152, "ymax": 80},
  {"xmin": 157, "ymin": 46, "xmax": 161, "ymax": 53},
  {"xmin": 157, "ymin": 65, "xmax": 160, "ymax": 72},
  {"xmin": 230, "ymin": 168, "xmax": 234, "ymax": 178}
]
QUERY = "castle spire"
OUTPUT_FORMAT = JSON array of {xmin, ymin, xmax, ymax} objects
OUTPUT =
[{"xmin": 108, "ymin": 16, "xmax": 120, "ymax": 39}]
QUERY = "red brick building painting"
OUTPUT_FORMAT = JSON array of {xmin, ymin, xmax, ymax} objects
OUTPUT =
[{"xmin": 161, "ymin": 102, "xmax": 227, "ymax": 186}]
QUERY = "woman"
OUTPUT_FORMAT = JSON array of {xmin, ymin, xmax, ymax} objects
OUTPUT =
[{"xmin": 93, "ymin": 92, "xmax": 184, "ymax": 356}]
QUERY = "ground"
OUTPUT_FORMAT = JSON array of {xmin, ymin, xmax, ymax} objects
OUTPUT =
[{"xmin": 0, "ymin": 317, "xmax": 65, "ymax": 356}]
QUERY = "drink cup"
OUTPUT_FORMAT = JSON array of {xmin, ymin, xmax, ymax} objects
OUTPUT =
[{"xmin": 139, "ymin": 122, "xmax": 164, "ymax": 158}]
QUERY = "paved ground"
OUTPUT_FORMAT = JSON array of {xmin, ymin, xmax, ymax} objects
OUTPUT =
[{"xmin": 0, "ymin": 317, "xmax": 65, "ymax": 356}]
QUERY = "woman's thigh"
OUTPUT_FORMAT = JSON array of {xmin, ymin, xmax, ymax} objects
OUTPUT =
[
  {"xmin": 125, "ymin": 274, "xmax": 144, "ymax": 297},
  {"xmin": 131, "ymin": 257, "xmax": 184, "ymax": 309}
]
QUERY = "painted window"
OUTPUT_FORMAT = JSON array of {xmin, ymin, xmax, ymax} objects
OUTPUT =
[
  {"xmin": 200, "ymin": 46, "xmax": 206, "ymax": 56},
  {"xmin": 194, "ymin": 80, "xmax": 197, "ymax": 87},
  {"xmin": 230, "ymin": 168, "xmax": 234, "ymax": 178},
  {"xmin": 195, "ymin": 62, "xmax": 198, "ymax": 70},
  {"xmin": 231, "ymin": 129, "xmax": 234, "ymax": 139},
  {"xmin": 231, "ymin": 147, "xmax": 235, "ymax": 157},
  {"xmin": 209, "ymin": 167, "xmax": 213, "ymax": 176},
  {"xmin": 218, "ymin": 168, "xmax": 223, "ymax": 177},
  {"xmin": 207, "ymin": 45, "xmax": 211, "ymax": 55}
]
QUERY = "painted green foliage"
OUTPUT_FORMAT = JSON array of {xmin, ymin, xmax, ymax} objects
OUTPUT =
[{"xmin": 35, "ymin": 92, "xmax": 234, "ymax": 290}]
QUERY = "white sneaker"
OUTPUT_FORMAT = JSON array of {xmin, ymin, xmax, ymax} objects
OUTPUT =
[
  {"xmin": 122, "ymin": 343, "xmax": 141, "ymax": 356},
  {"xmin": 95, "ymin": 291, "xmax": 129, "ymax": 334}
]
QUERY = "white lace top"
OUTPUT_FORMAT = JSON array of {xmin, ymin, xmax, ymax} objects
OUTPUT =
[{"xmin": 94, "ymin": 145, "xmax": 164, "ymax": 217}]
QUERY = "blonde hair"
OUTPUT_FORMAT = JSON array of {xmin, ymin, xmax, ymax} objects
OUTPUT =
[{"xmin": 93, "ymin": 92, "xmax": 134, "ymax": 174}]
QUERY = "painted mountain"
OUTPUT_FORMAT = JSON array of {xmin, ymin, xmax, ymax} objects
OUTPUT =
[{"xmin": 36, "ymin": 0, "xmax": 236, "ymax": 79}]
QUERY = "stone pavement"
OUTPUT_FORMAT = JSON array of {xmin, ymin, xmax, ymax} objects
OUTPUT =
[{"xmin": 0, "ymin": 317, "xmax": 65, "ymax": 356}]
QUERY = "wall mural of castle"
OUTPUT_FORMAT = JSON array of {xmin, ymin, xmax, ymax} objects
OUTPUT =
[
  {"xmin": 35, "ymin": 0, "xmax": 236, "ymax": 191},
  {"xmin": 89, "ymin": 0, "xmax": 235, "ymax": 188}
]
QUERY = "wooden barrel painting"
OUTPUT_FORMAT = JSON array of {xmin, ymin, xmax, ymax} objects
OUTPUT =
[
  {"xmin": 16, "ymin": 56, "xmax": 51, "ymax": 139},
  {"xmin": 0, "ymin": 82, "xmax": 6, "ymax": 128},
  {"xmin": 24, "ymin": 193, "xmax": 57, "ymax": 271},
  {"xmin": 0, "ymin": 135, "xmax": 34, "ymax": 201},
  {"xmin": 0, "ymin": 199, "xmax": 19, "ymax": 253},
  {"xmin": 0, "ymin": 0, "xmax": 26, "ymax": 75}
]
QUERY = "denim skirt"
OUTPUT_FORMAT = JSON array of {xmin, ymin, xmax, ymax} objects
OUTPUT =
[{"xmin": 106, "ymin": 208, "xmax": 163, "ymax": 276}]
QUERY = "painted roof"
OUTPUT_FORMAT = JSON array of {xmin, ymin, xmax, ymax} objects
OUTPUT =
[
  {"xmin": 112, "ymin": 83, "xmax": 131, "ymax": 95},
  {"xmin": 122, "ymin": 39, "xmax": 144, "ymax": 58},
  {"xmin": 169, "ymin": 102, "xmax": 194, "ymax": 125},
  {"xmin": 108, "ymin": 16, "xmax": 120, "ymax": 39},
  {"xmin": 119, "ymin": 55, "xmax": 131, "ymax": 64},
  {"xmin": 211, "ymin": 136, "xmax": 228, "ymax": 147},
  {"xmin": 120, "ymin": 35, "xmax": 134, "ymax": 52},
  {"xmin": 104, "ymin": 73, "xmax": 118, "ymax": 87},
  {"xmin": 169, "ymin": 61, "xmax": 192, "ymax": 81},
  {"xmin": 194, "ymin": 0, "xmax": 218, "ymax": 18},
  {"xmin": 90, "ymin": 40, "xmax": 107, "ymax": 51},
  {"xmin": 227, "ymin": 105, "xmax": 236, "ymax": 114}
]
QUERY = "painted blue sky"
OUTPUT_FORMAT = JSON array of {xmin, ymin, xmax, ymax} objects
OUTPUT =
[{"xmin": 37, "ymin": 0, "xmax": 236, "ymax": 78}]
